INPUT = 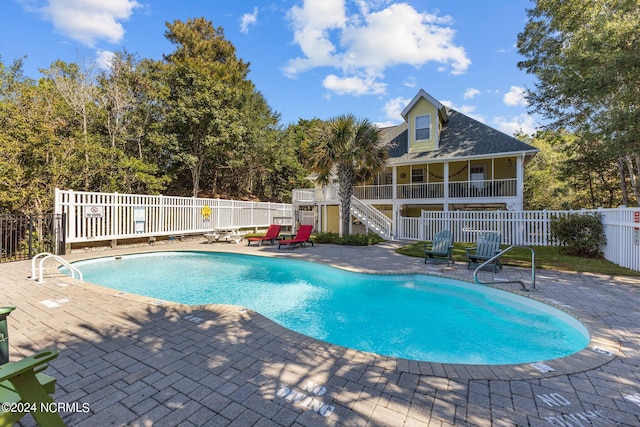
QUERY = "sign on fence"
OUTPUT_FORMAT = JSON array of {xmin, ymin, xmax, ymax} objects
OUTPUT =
[
  {"xmin": 634, "ymin": 211, "xmax": 640, "ymax": 246},
  {"xmin": 83, "ymin": 206, "xmax": 103, "ymax": 218}
]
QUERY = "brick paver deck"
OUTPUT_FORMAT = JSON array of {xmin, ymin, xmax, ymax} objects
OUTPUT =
[{"xmin": 1, "ymin": 239, "xmax": 639, "ymax": 426}]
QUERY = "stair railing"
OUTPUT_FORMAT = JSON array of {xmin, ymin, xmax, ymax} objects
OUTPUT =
[
  {"xmin": 31, "ymin": 252, "xmax": 83, "ymax": 283},
  {"xmin": 349, "ymin": 195, "xmax": 393, "ymax": 239},
  {"xmin": 473, "ymin": 245, "xmax": 536, "ymax": 291}
]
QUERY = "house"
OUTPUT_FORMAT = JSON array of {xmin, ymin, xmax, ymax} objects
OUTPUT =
[{"xmin": 292, "ymin": 89, "xmax": 539, "ymax": 238}]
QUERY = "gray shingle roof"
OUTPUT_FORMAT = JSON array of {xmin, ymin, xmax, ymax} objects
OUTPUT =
[{"xmin": 384, "ymin": 108, "xmax": 538, "ymax": 165}]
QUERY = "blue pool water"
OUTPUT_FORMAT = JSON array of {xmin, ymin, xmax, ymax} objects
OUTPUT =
[{"xmin": 67, "ymin": 251, "xmax": 589, "ymax": 364}]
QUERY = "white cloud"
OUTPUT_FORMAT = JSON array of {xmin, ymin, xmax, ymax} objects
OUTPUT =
[
  {"xmin": 285, "ymin": 1, "xmax": 470, "ymax": 95},
  {"xmin": 240, "ymin": 7, "xmax": 258, "ymax": 34},
  {"xmin": 403, "ymin": 76, "xmax": 417, "ymax": 88},
  {"xmin": 95, "ymin": 50, "xmax": 115, "ymax": 69},
  {"xmin": 382, "ymin": 96, "xmax": 411, "ymax": 121},
  {"xmin": 497, "ymin": 43, "xmax": 516, "ymax": 54},
  {"xmin": 322, "ymin": 74, "xmax": 386, "ymax": 95},
  {"xmin": 284, "ymin": 0, "xmax": 346, "ymax": 76},
  {"xmin": 31, "ymin": 0, "xmax": 140, "ymax": 47},
  {"xmin": 493, "ymin": 113, "xmax": 538, "ymax": 136},
  {"xmin": 463, "ymin": 88, "xmax": 480, "ymax": 100},
  {"xmin": 340, "ymin": 4, "xmax": 469, "ymax": 74},
  {"xmin": 503, "ymin": 86, "xmax": 528, "ymax": 107}
]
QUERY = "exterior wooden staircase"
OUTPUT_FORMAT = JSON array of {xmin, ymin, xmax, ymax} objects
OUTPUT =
[{"xmin": 349, "ymin": 195, "xmax": 393, "ymax": 240}]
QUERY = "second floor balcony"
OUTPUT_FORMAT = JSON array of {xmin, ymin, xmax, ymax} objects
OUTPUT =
[{"xmin": 293, "ymin": 178, "xmax": 517, "ymax": 203}]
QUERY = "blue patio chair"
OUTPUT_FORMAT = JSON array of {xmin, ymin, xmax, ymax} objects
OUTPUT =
[
  {"xmin": 424, "ymin": 230, "xmax": 454, "ymax": 265},
  {"xmin": 465, "ymin": 232, "xmax": 502, "ymax": 272}
]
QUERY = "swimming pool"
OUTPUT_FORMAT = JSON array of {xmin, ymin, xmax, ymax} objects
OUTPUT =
[{"xmin": 67, "ymin": 251, "xmax": 589, "ymax": 365}]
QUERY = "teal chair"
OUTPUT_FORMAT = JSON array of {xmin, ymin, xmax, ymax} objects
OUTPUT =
[
  {"xmin": 465, "ymin": 232, "xmax": 502, "ymax": 272},
  {"xmin": 424, "ymin": 230, "xmax": 454, "ymax": 265}
]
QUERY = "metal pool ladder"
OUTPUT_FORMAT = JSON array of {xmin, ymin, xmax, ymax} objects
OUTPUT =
[
  {"xmin": 31, "ymin": 252, "xmax": 83, "ymax": 283},
  {"xmin": 473, "ymin": 245, "xmax": 536, "ymax": 291}
]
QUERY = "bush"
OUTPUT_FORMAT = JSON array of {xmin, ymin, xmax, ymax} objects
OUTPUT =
[
  {"xmin": 312, "ymin": 232, "xmax": 384, "ymax": 246},
  {"xmin": 550, "ymin": 213, "xmax": 606, "ymax": 257}
]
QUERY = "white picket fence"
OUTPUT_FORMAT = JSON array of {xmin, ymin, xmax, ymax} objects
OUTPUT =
[
  {"xmin": 396, "ymin": 208, "xmax": 640, "ymax": 272},
  {"xmin": 54, "ymin": 189, "xmax": 293, "ymax": 243}
]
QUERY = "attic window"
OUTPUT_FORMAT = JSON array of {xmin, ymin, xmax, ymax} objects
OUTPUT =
[{"xmin": 415, "ymin": 114, "xmax": 431, "ymax": 141}]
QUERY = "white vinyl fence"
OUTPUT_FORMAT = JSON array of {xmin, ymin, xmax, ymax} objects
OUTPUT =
[
  {"xmin": 54, "ymin": 189, "xmax": 292, "ymax": 243},
  {"xmin": 397, "ymin": 208, "xmax": 640, "ymax": 272}
]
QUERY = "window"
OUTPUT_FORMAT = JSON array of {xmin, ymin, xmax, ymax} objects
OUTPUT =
[
  {"xmin": 415, "ymin": 114, "xmax": 431, "ymax": 141},
  {"xmin": 383, "ymin": 171, "xmax": 393, "ymax": 185},
  {"xmin": 470, "ymin": 166, "xmax": 485, "ymax": 192},
  {"xmin": 411, "ymin": 168, "xmax": 425, "ymax": 183}
]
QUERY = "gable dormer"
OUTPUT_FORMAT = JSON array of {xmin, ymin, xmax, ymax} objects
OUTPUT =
[{"xmin": 401, "ymin": 89, "xmax": 449, "ymax": 153}]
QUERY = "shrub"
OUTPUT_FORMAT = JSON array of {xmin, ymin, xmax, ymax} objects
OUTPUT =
[
  {"xmin": 550, "ymin": 213, "xmax": 606, "ymax": 257},
  {"xmin": 312, "ymin": 232, "xmax": 384, "ymax": 246}
]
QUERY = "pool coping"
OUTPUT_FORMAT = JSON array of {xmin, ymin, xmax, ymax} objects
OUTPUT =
[{"xmin": 47, "ymin": 246, "xmax": 620, "ymax": 381}]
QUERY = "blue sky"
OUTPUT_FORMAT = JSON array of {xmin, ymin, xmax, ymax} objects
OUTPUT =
[{"xmin": 1, "ymin": 0, "xmax": 540, "ymax": 135}]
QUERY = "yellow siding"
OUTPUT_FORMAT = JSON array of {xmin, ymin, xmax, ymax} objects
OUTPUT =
[
  {"xmin": 397, "ymin": 165, "xmax": 411, "ymax": 184},
  {"xmin": 408, "ymin": 98, "xmax": 438, "ymax": 153},
  {"xmin": 428, "ymin": 164, "xmax": 444, "ymax": 182},
  {"xmin": 494, "ymin": 157, "xmax": 516, "ymax": 179},
  {"xmin": 326, "ymin": 205, "xmax": 340, "ymax": 233},
  {"xmin": 448, "ymin": 161, "xmax": 467, "ymax": 182}
]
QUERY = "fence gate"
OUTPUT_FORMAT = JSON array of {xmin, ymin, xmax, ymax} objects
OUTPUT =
[{"xmin": 0, "ymin": 214, "xmax": 66, "ymax": 263}]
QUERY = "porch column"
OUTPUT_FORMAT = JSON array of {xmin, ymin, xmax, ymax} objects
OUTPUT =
[
  {"xmin": 516, "ymin": 154, "xmax": 524, "ymax": 210},
  {"xmin": 443, "ymin": 162, "xmax": 450, "ymax": 211},
  {"xmin": 322, "ymin": 204, "xmax": 327, "ymax": 233},
  {"xmin": 316, "ymin": 204, "xmax": 322, "ymax": 233},
  {"xmin": 392, "ymin": 166, "xmax": 397, "ymax": 234}
]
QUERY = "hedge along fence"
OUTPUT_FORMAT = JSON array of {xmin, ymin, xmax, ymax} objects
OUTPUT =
[
  {"xmin": 54, "ymin": 188, "xmax": 293, "ymax": 244},
  {"xmin": 550, "ymin": 212, "xmax": 606, "ymax": 257}
]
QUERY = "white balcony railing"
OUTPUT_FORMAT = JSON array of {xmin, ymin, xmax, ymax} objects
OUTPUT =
[
  {"xmin": 448, "ymin": 179, "xmax": 516, "ymax": 198},
  {"xmin": 293, "ymin": 179, "xmax": 517, "ymax": 203},
  {"xmin": 292, "ymin": 186, "xmax": 339, "ymax": 203},
  {"xmin": 353, "ymin": 184, "xmax": 393, "ymax": 200},
  {"xmin": 397, "ymin": 182, "xmax": 444, "ymax": 199}
]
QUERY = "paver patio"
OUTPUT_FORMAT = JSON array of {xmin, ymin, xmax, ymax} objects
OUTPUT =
[{"xmin": 1, "ymin": 239, "xmax": 639, "ymax": 426}]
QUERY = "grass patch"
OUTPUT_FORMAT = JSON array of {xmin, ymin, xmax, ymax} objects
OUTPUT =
[{"xmin": 397, "ymin": 241, "xmax": 640, "ymax": 276}]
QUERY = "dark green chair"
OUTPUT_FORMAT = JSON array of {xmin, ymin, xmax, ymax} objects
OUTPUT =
[
  {"xmin": 424, "ymin": 230, "xmax": 454, "ymax": 265},
  {"xmin": 0, "ymin": 350, "xmax": 65, "ymax": 427}
]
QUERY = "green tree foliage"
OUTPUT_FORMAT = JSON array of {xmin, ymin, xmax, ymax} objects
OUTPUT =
[
  {"xmin": 518, "ymin": 0, "xmax": 640, "ymax": 206},
  {"xmin": 0, "ymin": 57, "xmax": 85, "ymax": 214},
  {"xmin": 216, "ymin": 91, "xmax": 308, "ymax": 201},
  {"xmin": 522, "ymin": 130, "xmax": 622, "ymax": 209},
  {"xmin": 303, "ymin": 114, "xmax": 387, "ymax": 236},
  {"xmin": 162, "ymin": 18, "xmax": 249, "ymax": 197},
  {"xmin": 0, "ymin": 18, "xmax": 310, "ymax": 215},
  {"xmin": 522, "ymin": 130, "xmax": 573, "ymax": 210}
]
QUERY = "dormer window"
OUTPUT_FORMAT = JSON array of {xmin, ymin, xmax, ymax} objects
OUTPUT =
[{"xmin": 415, "ymin": 114, "xmax": 431, "ymax": 140}]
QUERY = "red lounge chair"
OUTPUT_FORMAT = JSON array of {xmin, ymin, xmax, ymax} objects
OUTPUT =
[
  {"xmin": 247, "ymin": 224, "xmax": 282, "ymax": 246},
  {"xmin": 278, "ymin": 224, "xmax": 315, "ymax": 250}
]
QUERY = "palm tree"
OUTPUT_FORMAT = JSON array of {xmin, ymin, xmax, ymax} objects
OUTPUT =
[{"xmin": 305, "ymin": 114, "xmax": 388, "ymax": 236}]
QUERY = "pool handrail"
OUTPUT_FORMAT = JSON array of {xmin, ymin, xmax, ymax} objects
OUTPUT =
[
  {"xmin": 31, "ymin": 252, "xmax": 83, "ymax": 283},
  {"xmin": 473, "ymin": 245, "xmax": 535, "ymax": 291}
]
